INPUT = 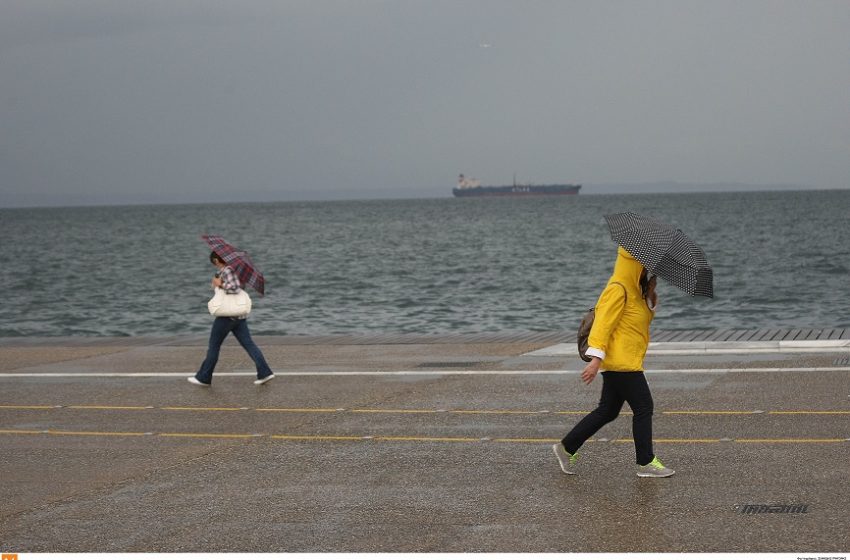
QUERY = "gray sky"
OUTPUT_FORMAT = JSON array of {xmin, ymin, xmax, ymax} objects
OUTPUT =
[{"xmin": 1, "ymin": 0, "xmax": 849, "ymax": 207}]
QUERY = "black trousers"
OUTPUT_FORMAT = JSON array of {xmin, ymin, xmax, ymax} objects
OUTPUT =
[{"xmin": 561, "ymin": 371, "xmax": 655, "ymax": 465}]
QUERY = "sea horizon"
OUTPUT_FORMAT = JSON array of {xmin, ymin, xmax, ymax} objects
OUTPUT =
[{"xmin": 2, "ymin": 182, "xmax": 846, "ymax": 210}]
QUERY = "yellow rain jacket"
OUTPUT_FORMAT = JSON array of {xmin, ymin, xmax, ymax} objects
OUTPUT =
[{"xmin": 587, "ymin": 247, "xmax": 655, "ymax": 372}]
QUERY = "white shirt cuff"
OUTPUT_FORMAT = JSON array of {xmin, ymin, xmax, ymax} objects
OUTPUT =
[{"xmin": 586, "ymin": 347, "xmax": 605, "ymax": 360}]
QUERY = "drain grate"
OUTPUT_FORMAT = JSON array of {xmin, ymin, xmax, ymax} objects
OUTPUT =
[
  {"xmin": 415, "ymin": 361, "xmax": 488, "ymax": 368},
  {"xmin": 835, "ymin": 356, "xmax": 849, "ymax": 366}
]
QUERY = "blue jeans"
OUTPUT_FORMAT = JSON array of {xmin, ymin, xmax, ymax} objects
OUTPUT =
[{"xmin": 195, "ymin": 317, "xmax": 273, "ymax": 384}]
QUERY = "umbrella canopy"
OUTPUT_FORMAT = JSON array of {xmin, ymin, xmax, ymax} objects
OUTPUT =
[
  {"xmin": 202, "ymin": 235, "xmax": 265, "ymax": 295},
  {"xmin": 604, "ymin": 212, "xmax": 713, "ymax": 298}
]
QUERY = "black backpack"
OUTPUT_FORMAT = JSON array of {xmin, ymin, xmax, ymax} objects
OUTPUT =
[{"xmin": 577, "ymin": 282, "xmax": 626, "ymax": 362}]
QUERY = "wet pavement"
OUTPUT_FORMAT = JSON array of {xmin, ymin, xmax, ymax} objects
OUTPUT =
[{"xmin": 0, "ymin": 335, "xmax": 848, "ymax": 552}]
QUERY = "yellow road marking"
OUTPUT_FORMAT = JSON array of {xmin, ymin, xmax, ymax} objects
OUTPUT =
[
  {"xmin": 49, "ymin": 429, "xmax": 148, "ymax": 437},
  {"xmin": 0, "ymin": 429, "xmax": 46, "ymax": 435},
  {"xmin": 656, "ymin": 438, "xmax": 721, "ymax": 443},
  {"xmin": 735, "ymin": 438, "xmax": 846, "ymax": 443},
  {"xmin": 769, "ymin": 411, "xmax": 850, "ymax": 415},
  {"xmin": 374, "ymin": 436, "xmax": 481, "ymax": 443},
  {"xmin": 68, "ymin": 405, "xmax": 149, "ymax": 410},
  {"xmin": 157, "ymin": 432, "xmax": 257, "ymax": 439},
  {"xmin": 160, "ymin": 407, "xmax": 244, "ymax": 412},
  {"xmin": 256, "ymin": 407, "xmax": 339, "ymax": 413},
  {"xmin": 451, "ymin": 410, "xmax": 546, "ymax": 415},
  {"xmin": 0, "ymin": 405, "xmax": 55, "ymax": 410},
  {"xmin": 614, "ymin": 438, "xmax": 721, "ymax": 443},
  {"xmin": 663, "ymin": 411, "xmax": 758, "ymax": 415},
  {"xmin": 270, "ymin": 435, "xmax": 363, "ymax": 441},
  {"xmin": 159, "ymin": 432, "xmax": 258, "ymax": 439},
  {"xmin": 492, "ymin": 438, "xmax": 562, "ymax": 443},
  {"xmin": 351, "ymin": 409, "xmax": 436, "ymax": 414}
]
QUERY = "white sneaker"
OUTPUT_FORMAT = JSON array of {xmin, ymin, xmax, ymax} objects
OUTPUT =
[
  {"xmin": 552, "ymin": 443, "xmax": 578, "ymax": 475},
  {"xmin": 254, "ymin": 374, "xmax": 275, "ymax": 385},
  {"xmin": 637, "ymin": 456, "xmax": 675, "ymax": 478},
  {"xmin": 187, "ymin": 376, "xmax": 210, "ymax": 387}
]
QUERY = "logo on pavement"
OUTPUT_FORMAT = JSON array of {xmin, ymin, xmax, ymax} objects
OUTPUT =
[{"xmin": 736, "ymin": 504, "xmax": 809, "ymax": 514}]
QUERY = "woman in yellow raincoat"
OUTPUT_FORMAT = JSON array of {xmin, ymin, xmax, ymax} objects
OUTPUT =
[{"xmin": 553, "ymin": 247, "xmax": 675, "ymax": 478}]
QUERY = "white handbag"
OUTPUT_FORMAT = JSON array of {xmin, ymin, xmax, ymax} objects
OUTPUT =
[{"xmin": 207, "ymin": 287, "xmax": 252, "ymax": 317}]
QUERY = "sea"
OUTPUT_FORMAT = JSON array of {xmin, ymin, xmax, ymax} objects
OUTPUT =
[{"xmin": 1, "ymin": 190, "xmax": 848, "ymax": 338}]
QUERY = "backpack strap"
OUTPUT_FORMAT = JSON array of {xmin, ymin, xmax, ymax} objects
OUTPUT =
[{"xmin": 577, "ymin": 281, "xmax": 628, "ymax": 362}]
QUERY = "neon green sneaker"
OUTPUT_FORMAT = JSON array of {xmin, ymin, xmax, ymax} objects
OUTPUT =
[
  {"xmin": 552, "ymin": 443, "xmax": 578, "ymax": 475},
  {"xmin": 637, "ymin": 456, "xmax": 675, "ymax": 478}
]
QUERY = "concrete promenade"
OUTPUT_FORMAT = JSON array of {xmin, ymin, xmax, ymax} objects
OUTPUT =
[{"xmin": 1, "ymin": 330, "xmax": 849, "ymax": 553}]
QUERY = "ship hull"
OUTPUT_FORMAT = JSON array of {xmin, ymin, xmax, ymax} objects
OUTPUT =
[{"xmin": 452, "ymin": 184, "xmax": 581, "ymax": 197}]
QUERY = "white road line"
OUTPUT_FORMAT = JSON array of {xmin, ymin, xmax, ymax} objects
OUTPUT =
[
  {"xmin": 525, "ymin": 340, "xmax": 850, "ymax": 357},
  {"xmin": 1, "ymin": 367, "xmax": 850, "ymax": 378}
]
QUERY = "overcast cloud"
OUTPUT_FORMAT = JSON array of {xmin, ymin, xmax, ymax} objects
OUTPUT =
[{"xmin": 1, "ymin": 0, "xmax": 848, "ymax": 207}]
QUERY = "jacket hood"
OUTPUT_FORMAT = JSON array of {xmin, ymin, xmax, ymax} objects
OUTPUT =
[{"xmin": 611, "ymin": 246, "xmax": 645, "ymax": 292}]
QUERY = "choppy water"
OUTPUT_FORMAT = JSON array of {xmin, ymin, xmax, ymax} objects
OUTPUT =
[{"xmin": 1, "ymin": 190, "xmax": 848, "ymax": 337}]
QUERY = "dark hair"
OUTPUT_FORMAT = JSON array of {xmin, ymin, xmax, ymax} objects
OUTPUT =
[
  {"xmin": 210, "ymin": 251, "xmax": 223, "ymax": 264},
  {"xmin": 639, "ymin": 269, "xmax": 650, "ymax": 297},
  {"xmin": 640, "ymin": 271, "xmax": 656, "ymax": 298}
]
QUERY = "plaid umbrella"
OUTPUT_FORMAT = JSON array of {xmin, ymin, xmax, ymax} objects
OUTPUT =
[
  {"xmin": 604, "ymin": 212, "xmax": 714, "ymax": 298},
  {"xmin": 202, "ymin": 235, "xmax": 265, "ymax": 295}
]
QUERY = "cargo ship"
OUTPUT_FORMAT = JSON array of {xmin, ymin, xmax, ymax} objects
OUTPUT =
[{"xmin": 453, "ymin": 174, "xmax": 581, "ymax": 197}]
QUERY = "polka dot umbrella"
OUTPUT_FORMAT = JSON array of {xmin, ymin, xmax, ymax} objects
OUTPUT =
[{"xmin": 604, "ymin": 212, "xmax": 714, "ymax": 298}]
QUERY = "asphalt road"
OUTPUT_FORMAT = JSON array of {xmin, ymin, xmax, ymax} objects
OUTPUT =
[{"xmin": 0, "ymin": 337, "xmax": 848, "ymax": 552}]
